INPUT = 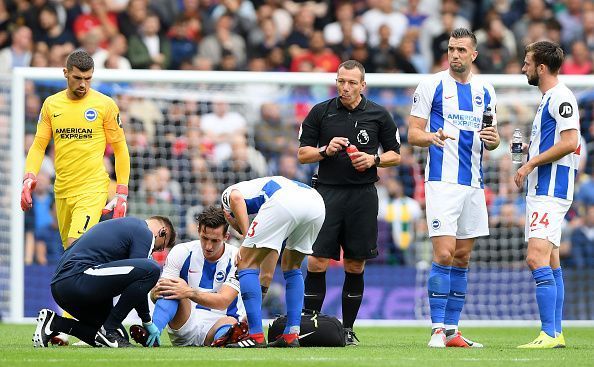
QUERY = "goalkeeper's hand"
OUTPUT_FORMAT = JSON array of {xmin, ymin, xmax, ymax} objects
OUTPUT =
[
  {"xmin": 143, "ymin": 321, "xmax": 161, "ymax": 347},
  {"xmin": 103, "ymin": 184, "xmax": 128, "ymax": 218},
  {"xmin": 20, "ymin": 173, "xmax": 38, "ymax": 211}
]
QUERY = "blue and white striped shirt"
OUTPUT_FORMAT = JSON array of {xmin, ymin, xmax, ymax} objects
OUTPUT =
[
  {"xmin": 161, "ymin": 241, "xmax": 244, "ymax": 318},
  {"xmin": 527, "ymin": 83, "xmax": 580, "ymax": 200},
  {"xmin": 410, "ymin": 70, "xmax": 497, "ymax": 188}
]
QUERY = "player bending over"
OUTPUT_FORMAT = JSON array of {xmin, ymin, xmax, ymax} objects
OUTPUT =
[{"xmin": 221, "ymin": 176, "xmax": 325, "ymax": 347}]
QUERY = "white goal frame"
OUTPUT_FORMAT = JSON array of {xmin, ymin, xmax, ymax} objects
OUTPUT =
[{"xmin": 8, "ymin": 67, "xmax": 594, "ymax": 324}]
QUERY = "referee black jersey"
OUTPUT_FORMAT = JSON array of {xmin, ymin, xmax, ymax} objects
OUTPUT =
[
  {"xmin": 299, "ymin": 95, "xmax": 401, "ymax": 185},
  {"xmin": 51, "ymin": 217, "xmax": 154, "ymax": 284}
]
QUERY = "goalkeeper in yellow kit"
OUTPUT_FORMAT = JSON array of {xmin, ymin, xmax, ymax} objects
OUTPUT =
[{"xmin": 21, "ymin": 49, "xmax": 130, "ymax": 249}]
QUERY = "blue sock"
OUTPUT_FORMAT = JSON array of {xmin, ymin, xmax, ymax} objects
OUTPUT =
[
  {"xmin": 444, "ymin": 266, "xmax": 468, "ymax": 328},
  {"xmin": 152, "ymin": 298, "xmax": 179, "ymax": 332},
  {"xmin": 283, "ymin": 269, "xmax": 304, "ymax": 335},
  {"xmin": 238, "ymin": 268, "xmax": 263, "ymax": 334},
  {"xmin": 213, "ymin": 324, "xmax": 232, "ymax": 340},
  {"xmin": 552, "ymin": 267, "xmax": 564, "ymax": 335},
  {"xmin": 533, "ymin": 266, "xmax": 556, "ymax": 337},
  {"xmin": 427, "ymin": 262, "xmax": 451, "ymax": 326}
]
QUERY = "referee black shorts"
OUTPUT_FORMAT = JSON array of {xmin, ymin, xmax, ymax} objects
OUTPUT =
[
  {"xmin": 312, "ymin": 183, "xmax": 378, "ymax": 261},
  {"xmin": 51, "ymin": 258, "xmax": 160, "ymax": 327}
]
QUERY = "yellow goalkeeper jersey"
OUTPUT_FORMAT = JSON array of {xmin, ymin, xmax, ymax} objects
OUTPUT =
[{"xmin": 35, "ymin": 89, "xmax": 125, "ymax": 198}]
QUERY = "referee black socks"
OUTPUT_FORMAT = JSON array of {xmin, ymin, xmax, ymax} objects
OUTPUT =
[
  {"xmin": 342, "ymin": 271, "xmax": 364, "ymax": 330},
  {"xmin": 303, "ymin": 270, "xmax": 326, "ymax": 312}
]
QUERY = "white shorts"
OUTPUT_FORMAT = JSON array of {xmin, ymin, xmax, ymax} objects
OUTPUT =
[
  {"xmin": 242, "ymin": 188, "xmax": 325, "ymax": 254},
  {"xmin": 525, "ymin": 195, "xmax": 571, "ymax": 247},
  {"xmin": 166, "ymin": 308, "xmax": 224, "ymax": 346},
  {"xmin": 425, "ymin": 181, "xmax": 489, "ymax": 239}
]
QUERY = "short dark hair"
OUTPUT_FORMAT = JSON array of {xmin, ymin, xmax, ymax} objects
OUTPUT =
[
  {"xmin": 195, "ymin": 205, "xmax": 229, "ymax": 233},
  {"xmin": 525, "ymin": 41, "xmax": 564, "ymax": 74},
  {"xmin": 149, "ymin": 215, "xmax": 177, "ymax": 248},
  {"xmin": 66, "ymin": 49, "xmax": 94, "ymax": 71},
  {"xmin": 450, "ymin": 28, "xmax": 477, "ymax": 48},
  {"xmin": 338, "ymin": 59, "xmax": 365, "ymax": 81}
]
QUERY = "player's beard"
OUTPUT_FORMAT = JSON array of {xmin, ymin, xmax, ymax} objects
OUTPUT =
[
  {"xmin": 527, "ymin": 73, "xmax": 539, "ymax": 86},
  {"xmin": 450, "ymin": 62, "xmax": 467, "ymax": 74}
]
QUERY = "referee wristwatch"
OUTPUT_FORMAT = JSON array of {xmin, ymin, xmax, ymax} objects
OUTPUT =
[
  {"xmin": 374, "ymin": 154, "xmax": 381, "ymax": 166},
  {"xmin": 319, "ymin": 145, "xmax": 329, "ymax": 159}
]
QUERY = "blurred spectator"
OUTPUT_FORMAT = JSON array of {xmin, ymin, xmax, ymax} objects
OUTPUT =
[
  {"xmin": 568, "ymin": 203, "xmax": 594, "ymax": 268},
  {"xmin": 167, "ymin": 16, "xmax": 201, "ymax": 69},
  {"xmin": 545, "ymin": 18, "xmax": 563, "ymax": 47},
  {"xmin": 277, "ymin": 152, "xmax": 308, "ymax": 183},
  {"xmin": 379, "ymin": 178, "xmax": 423, "ymax": 266},
  {"xmin": 583, "ymin": 10, "xmax": 594, "ymax": 53},
  {"xmin": 0, "ymin": 25, "xmax": 32, "ymax": 73},
  {"xmin": 323, "ymin": 2, "xmax": 366, "ymax": 46},
  {"xmin": 248, "ymin": 16, "xmax": 284, "ymax": 59},
  {"xmin": 394, "ymin": 145, "xmax": 423, "ymax": 200},
  {"xmin": 556, "ymin": 0, "xmax": 584, "ymax": 47},
  {"xmin": 490, "ymin": 174, "xmax": 526, "ymax": 227},
  {"xmin": 476, "ymin": 17, "xmax": 516, "ymax": 73},
  {"xmin": 254, "ymin": 102, "xmax": 294, "ymax": 162},
  {"xmin": 370, "ymin": 24, "xmax": 397, "ymax": 73},
  {"xmin": 183, "ymin": 180, "xmax": 220, "ymax": 240},
  {"xmin": 430, "ymin": 11, "xmax": 456, "ymax": 68},
  {"xmin": 0, "ymin": 0, "xmax": 11, "ymax": 49},
  {"xmin": 489, "ymin": 121, "xmax": 514, "ymax": 160},
  {"xmin": 29, "ymin": 172, "xmax": 62, "ymax": 265},
  {"xmin": 92, "ymin": 33, "xmax": 131, "ymax": 69},
  {"xmin": 117, "ymin": 0, "xmax": 149, "ymax": 38},
  {"xmin": 127, "ymin": 118, "xmax": 155, "ymax": 193},
  {"xmin": 73, "ymin": 0, "xmax": 119, "ymax": 48},
  {"xmin": 485, "ymin": 202, "xmax": 525, "ymax": 263},
  {"xmin": 285, "ymin": 5, "xmax": 316, "ymax": 56},
  {"xmin": 199, "ymin": 13, "xmax": 246, "ymax": 69},
  {"xmin": 211, "ymin": 0, "xmax": 257, "ymax": 39},
  {"xmin": 561, "ymin": 40, "xmax": 593, "ymax": 74},
  {"xmin": 128, "ymin": 170, "xmax": 179, "ymax": 228},
  {"xmin": 200, "ymin": 98, "xmax": 247, "ymax": 161},
  {"xmin": 127, "ymin": 11, "xmax": 171, "ymax": 69},
  {"xmin": 575, "ymin": 174, "xmax": 594, "ymax": 206},
  {"xmin": 37, "ymin": 5, "xmax": 76, "ymax": 48},
  {"xmin": 512, "ymin": 0, "xmax": 551, "ymax": 56},
  {"xmin": 219, "ymin": 134, "xmax": 263, "ymax": 187},
  {"xmin": 419, "ymin": 0, "xmax": 470, "ymax": 69},
  {"xmin": 394, "ymin": 31, "xmax": 426, "ymax": 73},
  {"xmin": 404, "ymin": 0, "xmax": 428, "ymax": 30},
  {"xmin": 361, "ymin": 0, "xmax": 408, "ymax": 48},
  {"xmin": 290, "ymin": 30, "xmax": 340, "ymax": 72}
]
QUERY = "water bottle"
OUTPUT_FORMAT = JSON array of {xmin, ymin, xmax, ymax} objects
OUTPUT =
[
  {"xmin": 482, "ymin": 106, "xmax": 493, "ymax": 129},
  {"xmin": 512, "ymin": 129, "xmax": 523, "ymax": 164},
  {"xmin": 346, "ymin": 143, "xmax": 365, "ymax": 172}
]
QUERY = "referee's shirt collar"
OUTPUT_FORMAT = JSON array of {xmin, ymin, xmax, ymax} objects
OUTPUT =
[{"xmin": 336, "ymin": 94, "xmax": 368, "ymax": 111}]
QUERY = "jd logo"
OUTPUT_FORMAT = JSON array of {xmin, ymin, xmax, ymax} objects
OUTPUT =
[{"xmin": 559, "ymin": 102, "xmax": 573, "ymax": 118}]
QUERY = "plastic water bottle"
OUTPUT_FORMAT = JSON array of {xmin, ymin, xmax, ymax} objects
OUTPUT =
[
  {"xmin": 512, "ymin": 129, "xmax": 523, "ymax": 164},
  {"xmin": 346, "ymin": 143, "xmax": 365, "ymax": 172},
  {"xmin": 482, "ymin": 107, "xmax": 493, "ymax": 129}
]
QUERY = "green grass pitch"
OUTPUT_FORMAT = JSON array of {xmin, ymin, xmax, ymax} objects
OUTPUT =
[{"xmin": 1, "ymin": 324, "xmax": 593, "ymax": 367}]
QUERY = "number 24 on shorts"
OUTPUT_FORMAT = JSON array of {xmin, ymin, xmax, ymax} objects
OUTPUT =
[{"xmin": 530, "ymin": 212, "xmax": 550, "ymax": 230}]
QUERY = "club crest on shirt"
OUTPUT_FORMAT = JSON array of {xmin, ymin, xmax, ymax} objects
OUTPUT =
[
  {"xmin": 215, "ymin": 270, "xmax": 226, "ymax": 282},
  {"xmin": 357, "ymin": 129, "xmax": 370, "ymax": 145},
  {"xmin": 431, "ymin": 219, "xmax": 441, "ymax": 230},
  {"xmin": 473, "ymin": 95, "xmax": 483, "ymax": 107},
  {"xmin": 84, "ymin": 108, "xmax": 97, "ymax": 122}
]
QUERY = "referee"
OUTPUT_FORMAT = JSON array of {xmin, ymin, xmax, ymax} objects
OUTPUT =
[{"xmin": 297, "ymin": 60, "xmax": 401, "ymax": 345}]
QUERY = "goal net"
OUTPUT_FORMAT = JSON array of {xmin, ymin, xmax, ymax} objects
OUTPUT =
[{"xmin": 4, "ymin": 68, "xmax": 594, "ymax": 323}]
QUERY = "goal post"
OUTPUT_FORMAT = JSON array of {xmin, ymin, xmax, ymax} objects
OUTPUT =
[{"xmin": 5, "ymin": 67, "xmax": 594, "ymax": 324}]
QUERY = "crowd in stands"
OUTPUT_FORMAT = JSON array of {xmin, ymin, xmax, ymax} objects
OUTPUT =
[{"xmin": 4, "ymin": 0, "xmax": 593, "ymax": 270}]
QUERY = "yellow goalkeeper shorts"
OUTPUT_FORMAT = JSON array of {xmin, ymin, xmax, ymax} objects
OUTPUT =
[{"xmin": 55, "ymin": 192, "xmax": 108, "ymax": 248}]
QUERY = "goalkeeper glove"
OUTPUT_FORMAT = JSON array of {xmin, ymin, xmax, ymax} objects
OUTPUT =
[
  {"xmin": 143, "ymin": 321, "xmax": 161, "ymax": 347},
  {"xmin": 103, "ymin": 184, "xmax": 128, "ymax": 218},
  {"xmin": 20, "ymin": 173, "xmax": 37, "ymax": 211}
]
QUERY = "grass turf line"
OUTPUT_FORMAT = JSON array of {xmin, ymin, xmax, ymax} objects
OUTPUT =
[{"xmin": 1, "ymin": 324, "xmax": 593, "ymax": 367}]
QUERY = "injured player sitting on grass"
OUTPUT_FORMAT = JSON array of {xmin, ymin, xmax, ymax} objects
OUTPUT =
[{"xmin": 131, "ymin": 205, "xmax": 248, "ymax": 347}]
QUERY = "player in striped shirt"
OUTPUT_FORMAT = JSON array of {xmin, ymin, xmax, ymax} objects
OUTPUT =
[
  {"xmin": 148, "ymin": 206, "xmax": 246, "ymax": 347},
  {"xmin": 515, "ymin": 41, "xmax": 580, "ymax": 349},
  {"xmin": 408, "ymin": 28, "xmax": 500, "ymax": 348}
]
